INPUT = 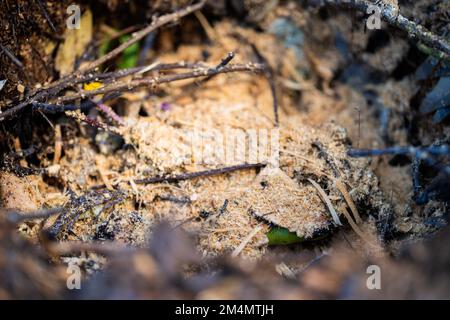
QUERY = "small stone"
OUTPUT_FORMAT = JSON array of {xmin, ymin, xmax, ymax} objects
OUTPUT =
[
  {"xmin": 46, "ymin": 164, "xmax": 61, "ymax": 177},
  {"xmin": 17, "ymin": 83, "xmax": 25, "ymax": 93}
]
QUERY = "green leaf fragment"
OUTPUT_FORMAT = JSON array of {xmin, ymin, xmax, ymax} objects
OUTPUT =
[
  {"xmin": 117, "ymin": 35, "xmax": 139, "ymax": 69},
  {"xmin": 267, "ymin": 227, "xmax": 304, "ymax": 245},
  {"xmin": 98, "ymin": 38, "xmax": 111, "ymax": 58}
]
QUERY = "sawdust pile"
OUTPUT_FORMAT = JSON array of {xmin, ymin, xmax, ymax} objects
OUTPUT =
[{"xmin": 0, "ymin": 22, "xmax": 392, "ymax": 260}]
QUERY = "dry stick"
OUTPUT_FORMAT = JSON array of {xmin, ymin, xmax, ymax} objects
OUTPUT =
[
  {"xmin": 198, "ymin": 51, "xmax": 235, "ymax": 83},
  {"xmin": 172, "ymin": 53, "xmax": 235, "ymax": 100},
  {"xmin": 95, "ymin": 102, "xmax": 125, "ymax": 126},
  {"xmin": 340, "ymin": 206, "xmax": 378, "ymax": 248},
  {"xmin": 269, "ymin": 78, "xmax": 279, "ymax": 126},
  {"xmin": 1, "ymin": 84, "xmax": 55, "ymax": 121},
  {"xmin": 246, "ymin": 41, "xmax": 279, "ymax": 126},
  {"xmin": 13, "ymin": 62, "xmax": 205, "ymax": 119},
  {"xmin": 135, "ymin": 163, "xmax": 265, "ymax": 185},
  {"xmin": 320, "ymin": 0, "xmax": 450, "ymax": 56},
  {"xmin": 0, "ymin": 64, "xmax": 205, "ymax": 121},
  {"xmin": 308, "ymin": 178, "xmax": 343, "ymax": 226},
  {"xmin": 195, "ymin": 10, "xmax": 217, "ymax": 42},
  {"xmin": 46, "ymin": 240, "xmax": 133, "ymax": 256},
  {"xmin": 180, "ymin": 52, "xmax": 236, "ymax": 93},
  {"xmin": 310, "ymin": 141, "xmax": 362, "ymax": 224},
  {"xmin": 64, "ymin": 0, "xmax": 204, "ymax": 85},
  {"xmin": 0, "ymin": 43, "xmax": 23, "ymax": 68},
  {"xmin": 334, "ymin": 179, "xmax": 362, "ymax": 225},
  {"xmin": 2, "ymin": 64, "xmax": 207, "ymax": 122},
  {"xmin": 216, "ymin": 52, "xmax": 236, "ymax": 70},
  {"xmin": 231, "ymin": 225, "xmax": 263, "ymax": 258},
  {"xmin": 36, "ymin": 0, "xmax": 57, "ymax": 33},
  {"xmin": 70, "ymin": 111, "xmax": 119, "ymax": 133},
  {"xmin": 55, "ymin": 63, "xmax": 265, "ymax": 104},
  {"xmin": 32, "ymin": 92, "xmax": 120, "ymax": 114},
  {"xmin": 75, "ymin": 61, "xmax": 208, "ymax": 86},
  {"xmin": 6, "ymin": 207, "xmax": 64, "ymax": 224},
  {"xmin": 79, "ymin": 0, "xmax": 207, "ymax": 74},
  {"xmin": 312, "ymin": 141, "xmax": 342, "ymax": 178},
  {"xmin": 53, "ymin": 124, "xmax": 62, "ymax": 165},
  {"xmin": 32, "ymin": 61, "xmax": 259, "ymax": 116}
]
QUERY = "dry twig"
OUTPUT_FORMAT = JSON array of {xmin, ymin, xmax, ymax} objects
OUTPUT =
[
  {"xmin": 317, "ymin": 0, "xmax": 450, "ymax": 56},
  {"xmin": 308, "ymin": 178, "xmax": 343, "ymax": 226},
  {"xmin": 55, "ymin": 63, "xmax": 265, "ymax": 104},
  {"xmin": 135, "ymin": 163, "xmax": 265, "ymax": 185},
  {"xmin": 5, "ymin": 207, "xmax": 64, "ymax": 224},
  {"xmin": 231, "ymin": 225, "xmax": 263, "ymax": 257}
]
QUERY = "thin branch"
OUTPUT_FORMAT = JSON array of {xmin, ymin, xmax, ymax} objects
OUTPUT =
[
  {"xmin": 244, "ymin": 40, "xmax": 279, "ymax": 125},
  {"xmin": 135, "ymin": 163, "xmax": 265, "ymax": 185},
  {"xmin": 334, "ymin": 179, "xmax": 362, "ymax": 225},
  {"xmin": 36, "ymin": 0, "xmax": 57, "ymax": 33},
  {"xmin": 1, "ymin": 90, "xmax": 49, "ymax": 121},
  {"xmin": 308, "ymin": 178, "xmax": 343, "ymax": 226},
  {"xmin": 231, "ymin": 225, "xmax": 263, "ymax": 258},
  {"xmin": 318, "ymin": 0, "xmax": 450, "ymax": 56},
  {"xmin": 0, "ymin": 62, "xmax": 261, "ymax": 120},
  {"xmin": 215, "ymin": 52, "xmax": 236, "ymax": 69},
  {"xmin": 31, "ymin": 92, "xmax": 121, "ymax": 114},
  {"xmin": 312, "ymin": 141, "xmax": 341, "ymax": 177},
  {"xmin": 54, "ymin": 63, "xmax": 265, "ymax": 104},
  {"xmin": 6, "ymin": 207, "xmax": 64, "ymax": 224},
  {"xmin": 199, "ymin": 51, "xmax": 235, "ymax": 83},
  {"xmin": 73, "ymin": 61, "xmax": 208, "ymax": 86},
  {"xmin": 32, "ymin": 102, "xmax": 85, "ymax": 113},
  {"xmin": 0, "ymin": 43, "xmax": 23, "ymax": 68},
  {"xmin": 348, "ymin": 145, "xmax": 450, "ymax": 175},
  {"xmin": 45, "ymin": 240, "xmax": 134, "ymax": 256},
  {"xmin": 96, "ymin": 102, "xmax": 125, "ymax": 126},
  {"xmin": 348, "ymin": 145, "xmax": 450, "ymax": 158},
  {"xmin": 64, "ymin": 110, "xmax": 119, "ymax": 133}
]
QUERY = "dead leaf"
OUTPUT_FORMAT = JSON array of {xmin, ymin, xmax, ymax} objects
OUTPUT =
[{"xmin": 55, "ymin": 9, "xmax": 93, "ymax": 75}]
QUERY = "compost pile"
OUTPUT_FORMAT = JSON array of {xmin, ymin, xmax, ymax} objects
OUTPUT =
[{"xmin": 0, "ymin": 0, "xmax": 449, "ymax": 299}]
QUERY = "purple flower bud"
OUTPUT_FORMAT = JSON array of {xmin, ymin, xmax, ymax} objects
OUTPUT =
[{"xmin": 160, "ymin": 102, "xmax": 171, "ymax": 111}]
